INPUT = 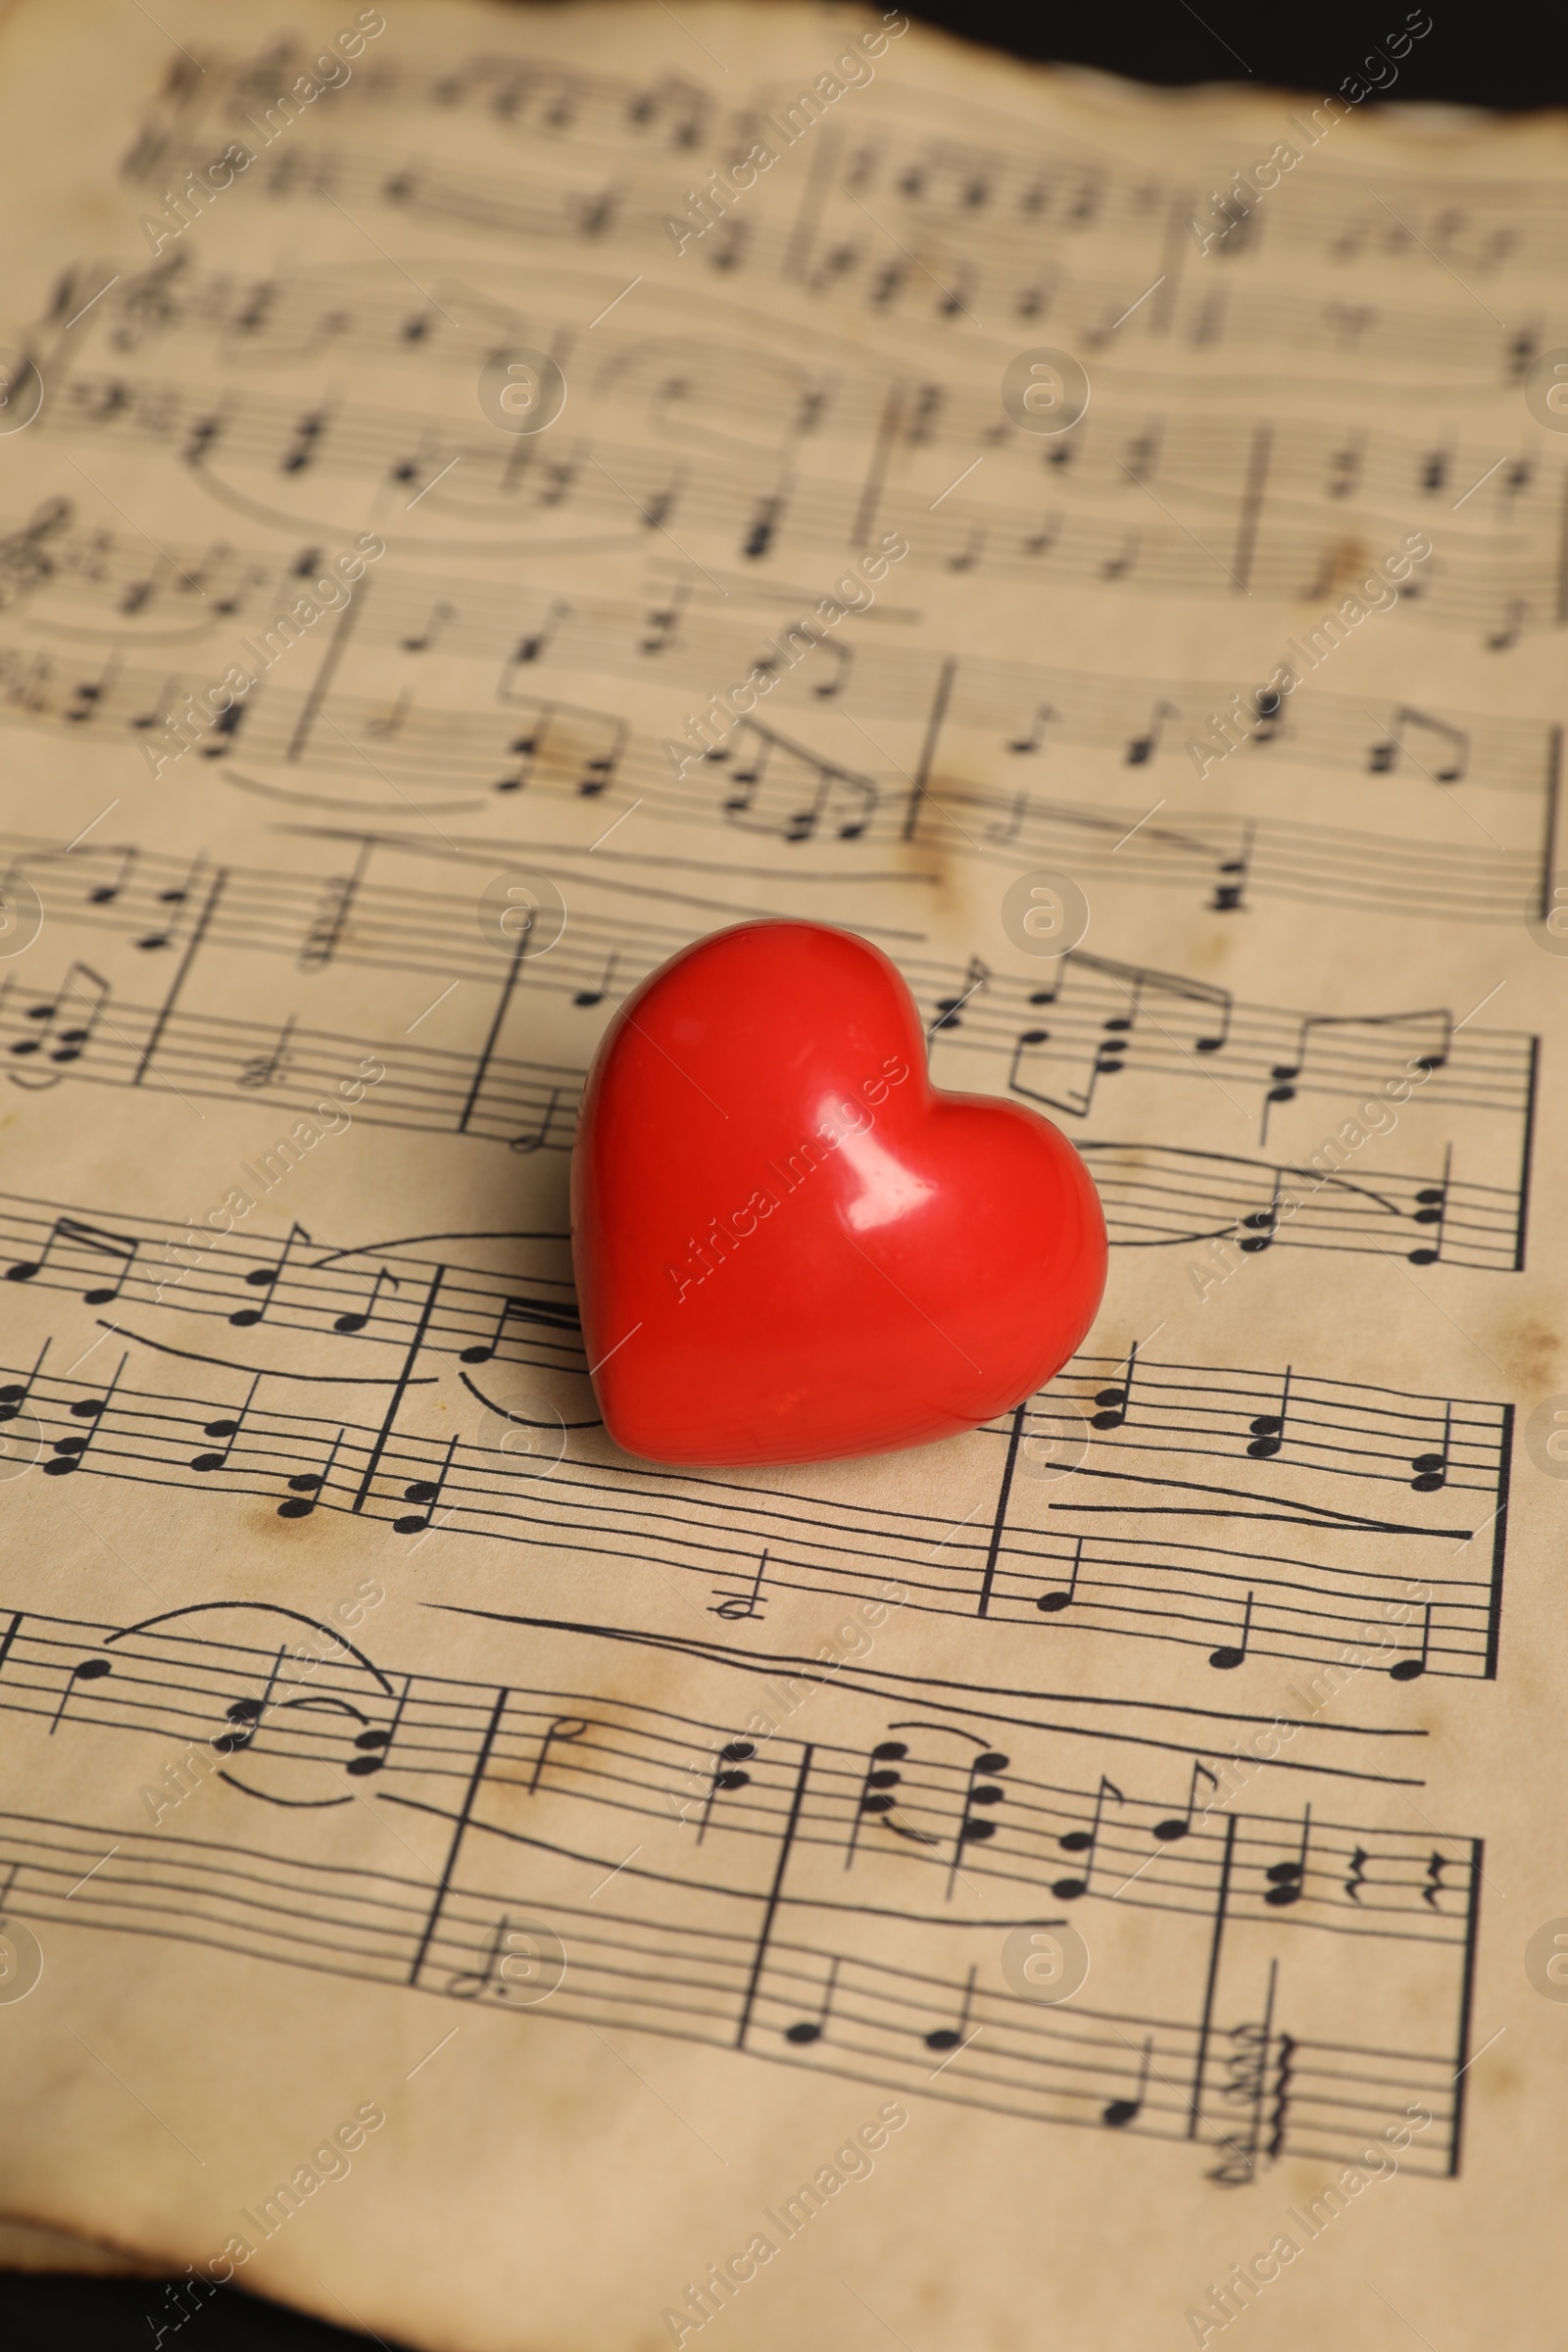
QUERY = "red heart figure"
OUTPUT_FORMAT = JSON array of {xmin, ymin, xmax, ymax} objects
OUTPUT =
[{"xmin": 571, "ymin": 921, "xmax": 1107, "ymax": 1466}]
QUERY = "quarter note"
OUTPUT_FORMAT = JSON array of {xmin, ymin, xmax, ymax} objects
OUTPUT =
[
  {"xmin": 1036, "ymin": 1534, "xmax": 1084, "ymax": 1614},
  {"xmin": 276, "ymin": 1426, "xmax": 343, "ymax": 1519},
  {"xmin": 948, "ymin": 1748, "xmax": 1009, "ymax": 1894},
  {"xmin": 1208, "ymin": 1591, "xmax": 1253, "ymax": 1671},
  {"xmin": 1390, "ymin": 1602, "xmax": 1432, "ymax": 1682},
  {"xmin": 42, "ymin": 1353, "xmax": 125, "ymax": 1478},
  {"xmin": 923, "ymin": 1963, "xmax": 977, "ymax": 2053},
  {"xmin": 189, "ymin": 1372, "xmax": 260, "ymax": 1472},
  {"xmin": 1407, "ymin": 1154, "xmax": 1448, "ymax": 1265},
  {"xmin": 229, "ymin": 1222, "xmax": 310, "ymax": 1327},
  {"xmin": 0, "ymin": 1341, "xmax": 47, "ymax": 1425},
  {"xmin": 1247, "ymin": 1366, "xmax": 1291, "ymax": 1458},
  {"xmin": 1210, "ymin": 824, "xmax": 1253, "ymax": 913},
  {"xmin": 1152, "ymin": 1760, "xmax": 1219, "ymax": 1843},
  {"xmin": 844, "ymin": 1738, "xmax": 908, "ymax": 1867},
  {"xmin": 1409, "ymin": 1402, "xmax": 1450, "ymax": 1492},
  {"xmin": 400, "ymin": 599, "xmax": 456, "ymax": 654},
  {"xmin": 784, "ymin": 1955, "xmax": 840, "ymax": 2044},
  {"xmin": 1237, "ymin": 1172, "xmax": 1284, "ymax": 1254},
  {"xmin": 1263, "ymin": 1807, "xmax": 1311, "ymax": 1906},
  {"xmin": 695, "ymin": 1739, "xmax": 756, "ymax": 1844},
  {"xmin": 1007, "ymin": 701, "xmax": 1057, "ymax": 755},
  {"xmin": 1124, "ymin": 699, "xmax": 1176, "ymax": 764},
  {"xmin": 1052, "ymin": 1775, "xmax": 1122, "ymax": 1899},
  {"xmin": 394, "ymin": 1432, "xmax": 458, "ymax": 1533},
  {"xmin": 572, "ymin": 952, "xmax": 619, "ymax": 1009},
  {"xmin": 1091, "ymin": 1344, "xmax": 1138, "ymax": 1429},
  {"xmin": 346, "ymin": 1678, "xmax": 413, "ymax": 1778},
  {"xmin": 1102, "ymin": 2034, "xmax": 1152, "ymax": 2128}
]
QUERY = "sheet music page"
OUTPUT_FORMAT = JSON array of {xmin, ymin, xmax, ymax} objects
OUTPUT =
[{"xmin": 0, "ymin": 3, "xmax": 1561, "ymax": 2345}]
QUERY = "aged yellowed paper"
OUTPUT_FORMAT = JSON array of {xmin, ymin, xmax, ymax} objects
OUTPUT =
[{"xmin": 0, "ymin": 4, "xmax": 1562, "ymax": 2346}]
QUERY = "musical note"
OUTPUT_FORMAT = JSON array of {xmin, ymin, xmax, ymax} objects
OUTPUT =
[
  {"xmin": 948, "ymin": 1747, "xmax": 1009, "ymax": 1894},
  {"xmin": 1366, "ymin": 707, "xmax": 1469, "ymax": 785},
  {"xmin": 845, "ymin": 1738, "xmax": 909, "ymax": 1867},
  {"xmin": 1263, "ymin": 1807, "xmax": 1311, "ymax": 1907},
  {"xmin": 41, "ymin": 1353, "xmax": 125, "ymax": 1480},
  {"xmin": 1210, "ymin": 824, "xmax": 1254, "ymax": 914},
  {"xmin": 280, "ymin": 409, "xmax": 329, "ymax": 473},
  {"xmin": 928, "ymin": 955, "xmax": 992, "ymax": 1039},
  {"xmin": 923, "ymin": 1963, "xmax": 977, "ymax": 2054},
  {"xmin": 695, "ymin": 1739, "xmax": 755, "ymax": 1844},
  {"xmin": 525, "ymin": 1711, "xmax": 590, "ymax": 1793},
  {"xmin": 1237, "ymin": 1172, "xmax": 1285, "ymax": 1255},
  {"xmin": 784, "ymin": 1955, "xmax": 840, "ymax": 2044},
  {"xmin": 0, "ymin": 1341, "xmax": 47, "ymax": 1426},
  {"xmin": 1125, "ymin": 699, "xmax": 1177, "ymax": 765},
  {"xmin": 229, "ymin": 1222, "xmax": 311, "ymax": 1326},
  {"xmin": 1036, "ymin": 1534, "xmax": 1084, "ymax": 1615},
  {"xmin": 189, "ymin": 1372, "xmax": 261, "ymax": 1472},
  {"xmin": 1102, "ymin": 2034, "xmax": 1152, "ymax": 2128},
  {"xmin": 1090, "ymin": 1345, "xmax": 1138, "ymax": 1429},
  {"xmin": 332, "ymin": 1264, "xmax": 399, "ymax": 1335},
  {"xmin": 9, "ymin": 963, "xmax": 110, "ymax": 1078},
  {"xmin": 394, "ymin": 1432, "xmax": 458, "ymax": 1534},
  {"xmin": 1007, "ymin": 702, "xmax": 1057, "ymax": 755},
  {"xmin": 49, "ymin": 1650, "xmax": 114, "ymax": 1735},
  {"xmin": 237, "ymin": 1015, "xmax": 298, "ymax": 1091},
  {"xmin": 710, "ymin": 1547, "xmax": 769, "ymax": 1621},
  {"xmin": 1390, "ymin": 1603, "xmax": 1433, "ymax": 1683},
  {"xmin": 4, "ymin": 1214, "xmax": 138, "ymax": 1302},
  {"xmin": 276, "ymin": 1425, "xmax": 343, "ymax": 1519},
  {"xmin": 572, "ymin": 952, "xmax": 619, "ymax": 1009},
  {"xmin": 1052, "ymin": 1775, "xmax": 1122, "ymax": 1899},
  {"xmin": 447, "ymin": 1912, "xmax": 517, "ymax": 2001},
  {"xmin": 345, "ymin": 1675, "xmax": 411, "ymax": 1778},
  {"xmin": 400, "ymin": 599, "xmax": 456, "ymax": 654},
  {"xmin": 513, "ymin": 598, "xmax": 570, "ymax": 665},
  {"xmin": 1409, "ymin": 1403, "xmax": 1450, "ymax": 1494},
  {"xmin": 1208, "ymin": 1592, "xmax": 1253, "ymax": 1671},
  {"xmin": 124, "ymin": 856, "xmax": 202, "ymax": 953},
  {"xmin": 458, "ymin": 1288, "xmax": 578, "ymax": 1363},
  {"xmin": 1247, "ymin": 1367, "xmax": 1291, "ymax": 1458},
  {"xmin": 1152, "ymin": 1761, "xmax": 1220, "ymax": 1844},
  {"xmin": 1407, "ymin": 1152, "xmax": 1449, "ymax": 1265},
  {"xmin": 509, "ymin": 1086, "xmax": 565, "ymax": 1154}
]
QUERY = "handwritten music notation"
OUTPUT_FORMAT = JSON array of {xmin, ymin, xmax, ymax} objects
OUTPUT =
[{"xmin": 0, "ymin": 1600, "xmax": 1478, "ymax": 2177}]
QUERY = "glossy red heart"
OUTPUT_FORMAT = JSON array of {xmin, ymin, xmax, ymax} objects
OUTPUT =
[{"xmin": 571, "ymin": 921, "xmax": 1107, "ymax": 1466}]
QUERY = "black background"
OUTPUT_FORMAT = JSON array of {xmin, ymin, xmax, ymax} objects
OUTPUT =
[{"xmin": 5, "ymin": 0, "xmax": 1560, "ymax": 2345}]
